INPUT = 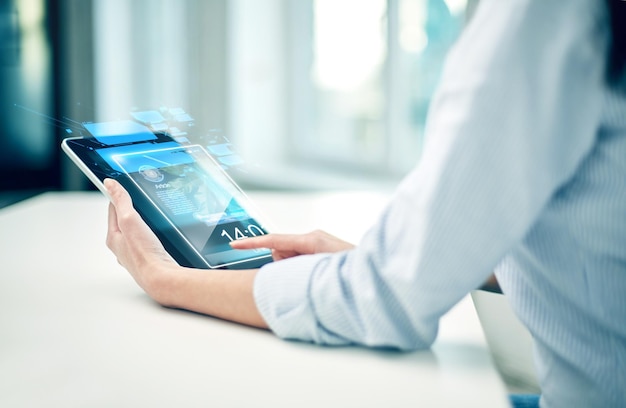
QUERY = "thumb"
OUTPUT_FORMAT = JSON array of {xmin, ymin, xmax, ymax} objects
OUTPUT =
[{"xmin": 104, "ymin": 179, "xmax": 133, "ymax": 213}]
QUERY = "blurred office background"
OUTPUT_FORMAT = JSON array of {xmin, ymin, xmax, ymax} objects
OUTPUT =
[{"xmin": 0, "ymin": 0, "xmax": 476, "ymax": 206}]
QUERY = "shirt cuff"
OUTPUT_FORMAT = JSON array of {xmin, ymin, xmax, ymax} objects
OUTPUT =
[{"xmin": 253, "ymin": 253, "xmax": 348, "ymax": 345}]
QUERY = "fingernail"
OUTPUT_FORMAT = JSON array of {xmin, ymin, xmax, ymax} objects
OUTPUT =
[{"xmin": 104, "ymin": 178, "xmax": 115, "ymax": 188}]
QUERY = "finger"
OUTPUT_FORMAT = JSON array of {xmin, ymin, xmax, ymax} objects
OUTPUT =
[
  {"xmin": 106, "ymin": 202, "xmax": 124, "ymax": 254},
  {"xmin": 104, "ymin": 178, "xmax": 141, "ymax": 234},
  {"xmin": 229, "ymin": 236, "xmax": 298, "ymax": 261},
  {"xmin": 230, "ymin": 234, "xmax": 302, "ymax": 250},
  {"xmin": 229, "ymin": 235, "xmax": 273, "ymax": 249},
  {"xmin": 231, "ymin": 233, "xmax": 318, "ymax": 255},
  {"xmin": 108, "ymin": 202, "xmax": 120, "ymax": 234},
  {"xmin": 271, "ymin": 249, "xmax": 300, "ymax": 261},
  {"xmin": 104, "ymin": 178, "xmax": 134, "ymax": 216}
]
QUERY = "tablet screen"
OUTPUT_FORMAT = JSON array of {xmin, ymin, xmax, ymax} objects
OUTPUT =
[
  {"xmin": 62, "ymin": 122, "xmax": 272, "ymax": 269},
  {"xmin": 112, "ymin": 145, "xmax": 271, "ymax": 268}
]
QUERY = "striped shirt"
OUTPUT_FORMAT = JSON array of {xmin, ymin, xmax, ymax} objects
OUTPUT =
[{"xmin": 254, "ymin": 0, "xmax": 626, "ymax": 406}]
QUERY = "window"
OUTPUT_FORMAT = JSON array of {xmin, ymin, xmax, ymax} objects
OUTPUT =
[
  {"xmin": 290, "ymin": 0, "xmax": 466, "ymax": 176},
  {"xmin": 229, "ymin": 0, "xmax": 468, "ymax": 188},
  {"xmin": 92, "ymin": 0, "xmax": 228, "ymax": 132}
]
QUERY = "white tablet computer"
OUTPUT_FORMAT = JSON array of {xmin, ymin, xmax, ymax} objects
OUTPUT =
[{"xmin": 62, "ymin": 120, "xmax": 273, "ymax": 270}]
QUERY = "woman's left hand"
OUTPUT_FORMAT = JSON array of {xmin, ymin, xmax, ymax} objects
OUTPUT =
[{"xmin": 105, "ymin": 178, "xmax": 178, "ymax": 302}]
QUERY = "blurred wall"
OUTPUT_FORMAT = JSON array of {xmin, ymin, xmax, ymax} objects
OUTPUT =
[
  {"xmin": 0, "ymin": 0, "xmax": 96, "ymax": 193},
  {"xmin": 0, "ymin": 0, "xmax": 57, "ymax": 191}
]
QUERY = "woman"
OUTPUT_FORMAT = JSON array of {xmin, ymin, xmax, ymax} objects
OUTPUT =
[{"xmin": 105, "ymin": 0, "xmax": 626, "ymax": 406}]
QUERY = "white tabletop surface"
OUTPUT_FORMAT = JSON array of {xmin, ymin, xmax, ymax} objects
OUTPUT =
[{"xmin": 0, "ymin": 191, "xmax": 510, "ymax": 407}]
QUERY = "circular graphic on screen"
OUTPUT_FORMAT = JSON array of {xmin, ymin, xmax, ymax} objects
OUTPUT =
[{"xmin": 138, "ymin": 165, "xmax": 165, "ymax": 183}]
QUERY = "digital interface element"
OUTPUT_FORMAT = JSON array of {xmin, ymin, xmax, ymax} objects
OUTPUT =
[
  {"xmin": 112, "ymin": 145, "xmax": 271, "ymax": 268},
  {"xmin": 83, "ymin": 120, "xmax": 157, "ymax": 145},
  {"xmin": 128, "ymin": 107, "xmax": 247, "ymax": 174},
  {"xmin": 17, "ymin": 103, "xmax": 249, "ymax": 177},
  {"xmin": 95, "ymin": 141, "xmax": 181, "ymax": 173}
]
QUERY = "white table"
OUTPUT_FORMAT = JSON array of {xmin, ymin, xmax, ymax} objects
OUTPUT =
[{"xmin": 0, "ymin": 192, "xmax": 510, "ymax": 407}]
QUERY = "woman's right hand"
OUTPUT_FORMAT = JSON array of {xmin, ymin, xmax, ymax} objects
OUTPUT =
[{"xmin": 229, "ymin": 230, "xmax": 354, "ymax": 261}]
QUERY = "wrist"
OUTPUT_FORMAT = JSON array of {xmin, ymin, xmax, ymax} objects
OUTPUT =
[
  {"xmin": 145, "ymin": 266, "xmax": 267, "ymax": 329},
  {"xmin": 140, "ymin": 261, "xmax": 186, "ymax": 307}
]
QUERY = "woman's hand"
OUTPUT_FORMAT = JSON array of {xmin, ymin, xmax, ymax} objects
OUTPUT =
[
  {"xmin": 229, "ymin": 230, "xmax": 354, "ymax": 261},
  {"xmin": 104, "ymin": 178, "xmax": 267, "ymax": 328},
  {"xmin": 105, "ymin": 178, "xmax": 178, "ymax": 302}
]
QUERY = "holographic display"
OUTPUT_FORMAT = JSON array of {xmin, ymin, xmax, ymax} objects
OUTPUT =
[{"xmin": 60, "ymin": 106, "xmax": 272, "ymax": 269}]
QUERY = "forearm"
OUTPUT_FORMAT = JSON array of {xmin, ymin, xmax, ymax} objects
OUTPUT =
[{"xmin": 148, "ymin": 264, "xmax": 268, "ymax": 329}]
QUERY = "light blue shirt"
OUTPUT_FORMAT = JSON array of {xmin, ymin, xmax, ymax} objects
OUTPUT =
[{"xmin": 254, "ymin": 0, "xmax": 626, "ymax": 406}]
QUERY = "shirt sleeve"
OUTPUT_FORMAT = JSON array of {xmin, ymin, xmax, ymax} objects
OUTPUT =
[{"xmin": 253, "ymin": 0, "xmax": 608, "ymax": 350}]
